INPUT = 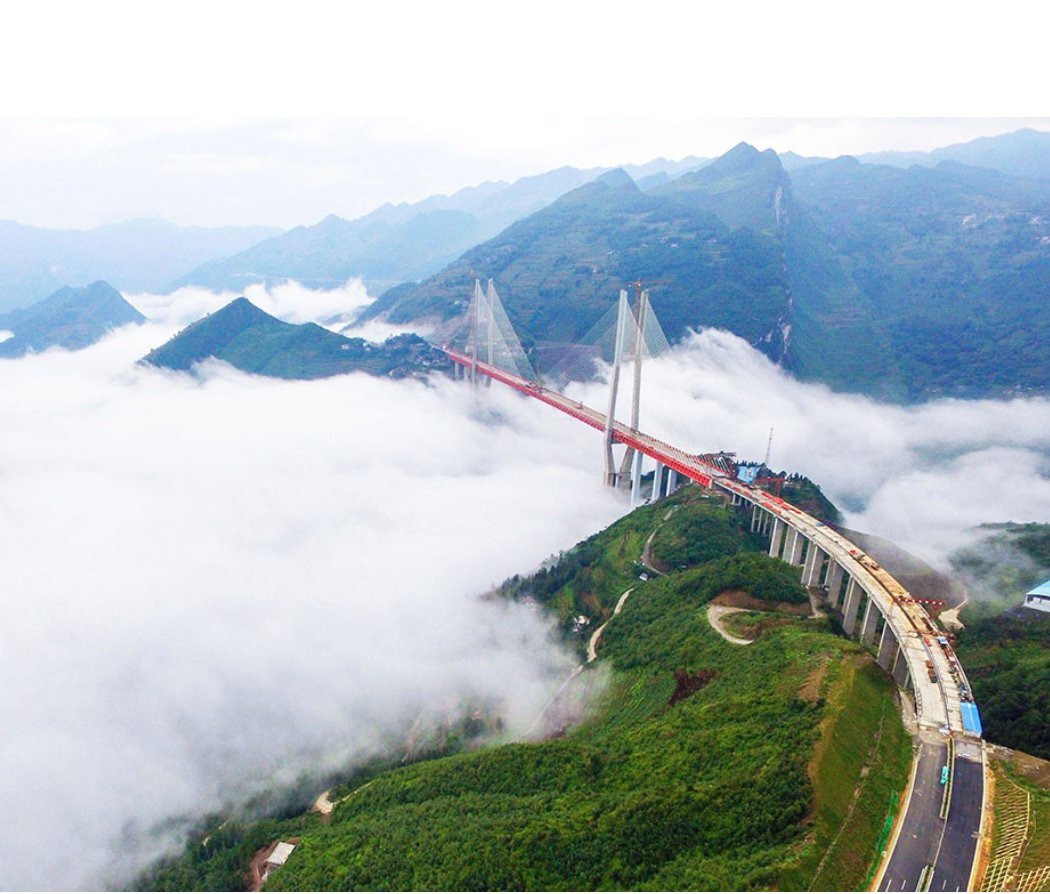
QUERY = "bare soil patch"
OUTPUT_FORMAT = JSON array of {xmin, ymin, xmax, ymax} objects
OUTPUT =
[
  {"xmin": 711, "ymin": 588, "xmax": 811, "ymax": 616},
  {"xmin": 669, "ymin": 668, "xmax": 719, "ymax": 706},
  {"xmin": 798, "ymin": 660, "xmax": 830, "ymax": 702}
]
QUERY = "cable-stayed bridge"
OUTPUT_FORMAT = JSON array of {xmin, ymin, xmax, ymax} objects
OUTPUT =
[{"xmin": 442, "ymin": 280, "xmax": 988, "ymax": 892}]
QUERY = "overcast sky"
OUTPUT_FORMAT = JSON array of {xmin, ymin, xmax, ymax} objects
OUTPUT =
[
  {"xmin": 1, "ymin": 1, "xmax": 1046, "ymax": 230},
  {"xmin": 3, "ymin": 117, "xmax": 1049, "ymax": 230}
]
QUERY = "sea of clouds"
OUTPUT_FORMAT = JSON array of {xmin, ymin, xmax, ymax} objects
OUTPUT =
[
  {"xmin": 2, "ymin": 281, "xmax": 1049, "ymax": 889},
  {"xmin": 0, "ymin": 283, "xmax": 624, "ymax": 889}
]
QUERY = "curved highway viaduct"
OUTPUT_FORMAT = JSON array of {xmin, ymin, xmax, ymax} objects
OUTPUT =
[{"xmin": 445, "ymin": 347, "xmax": 989, "ymax": 891}]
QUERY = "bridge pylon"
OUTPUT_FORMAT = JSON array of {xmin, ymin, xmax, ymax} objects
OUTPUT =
[
  {"xmin": 618, "ymin": 289, "xmax": 650, "ymax": 489},
  {"xmin": 603, "ymin": 290, "xmax": 631, "ymax": 486}
]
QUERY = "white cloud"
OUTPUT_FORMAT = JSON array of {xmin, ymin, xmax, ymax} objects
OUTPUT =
[
  {"xmin": 0, "ymin": 311, "xmax": 623, "ymax": 889},
  {"xmin": 4, "ymin": 295, "xmax": 1050, "ymax": 890},
  {"xmin": 128, "ymin": 279, "xmax": 376, "ymax": 329},
  {"xmin": 568, "ymin": 328, "xmax": 1050, "ymax": 567}
]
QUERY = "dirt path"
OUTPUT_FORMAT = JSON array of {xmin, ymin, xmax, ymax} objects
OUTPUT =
[
  {"xmin": 312, "ymin": 789, "xmax": 335, "ymax": 816},
  {"xmin": 706, "ymin": 605, "xmax": 755, "ymax": 645},
  {"xmin": 587, "ymin": 588, "xmax": 633, "ymax": 662},
  {"xmin": 940, "ymin": 587, "xmax": 969, "ymax": 630},
  {"xmin": 639, "ymin": 505, "xmax": 679, "ymax": 575}
]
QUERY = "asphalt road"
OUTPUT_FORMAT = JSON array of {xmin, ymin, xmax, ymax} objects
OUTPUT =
[
  {"xmin": 929, "ymin": 756, "xmax": 984, "ymax": 891},
  {"xmin": 879, "ymin": 742, "xmax": 948, "ymax": 891}
]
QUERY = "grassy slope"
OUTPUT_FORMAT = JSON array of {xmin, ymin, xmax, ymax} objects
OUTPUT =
[
  {"xmin": 139, "ymin": 487, "xmax": 910, "ymax": 891},
  {"xmin": 986, "ymin": 752, "xmax": 1050, "ymax": 879}
]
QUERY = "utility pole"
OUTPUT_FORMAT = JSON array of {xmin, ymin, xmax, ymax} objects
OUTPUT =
[
  {"xmin": 603, "ymin": 290, "xmax": 630, "ymax": 486},
  {"xmin": 763, "ymin": 427, "xmax": 774, "ymax": 469}
]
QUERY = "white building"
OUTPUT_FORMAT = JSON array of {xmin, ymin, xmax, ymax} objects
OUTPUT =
[
  {"xmin": 262, "ymin": 842, "xmax": 296, "ymax": 880},
  {"xmin": 1024, "ymin": 579, "xmax": 1050, "ymax": 613}
]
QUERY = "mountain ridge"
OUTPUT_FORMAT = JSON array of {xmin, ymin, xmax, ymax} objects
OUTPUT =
[{"xmin": 142, "ymin": 297, "xmax": 447, "ymax": 380}]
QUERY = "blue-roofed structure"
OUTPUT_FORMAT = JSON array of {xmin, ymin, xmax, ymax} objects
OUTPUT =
[
  {"xmin": 960, "ymin": 701, "xmax": 983, "ymax": 737},
  {"xmin": 1024, "ymin": 579, "xmax": 1050, "ymax": 613}
]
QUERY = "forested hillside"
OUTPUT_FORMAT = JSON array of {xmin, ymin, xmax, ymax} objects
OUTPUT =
[
  {"xmin": 362, "ymin": 141, "xmax": 1050, "ymax": 402},
  {"xmin": 138, "ymin": 487, "xmax": 910, "ymax": 891}
]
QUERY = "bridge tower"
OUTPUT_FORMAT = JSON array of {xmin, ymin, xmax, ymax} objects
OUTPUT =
[
  {"xmin": 603, "ymin": 290, "xmax": 631, "ymax": 486},
  {"xmin": 618, "ymin": 289, "xmax": 649, "ymax": 489},
  {"xmin": 465, "ymin": 278, "xmax": 498, "ymax": 388}
]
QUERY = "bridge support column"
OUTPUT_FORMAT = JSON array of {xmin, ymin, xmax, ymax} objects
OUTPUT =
[
  {"xmin": 877, "ymin": 623, "xmax": 898, "ymax": 672},
  {"xmin": 769, "ymin": 519, "xmax": 786, "ymax": 558},
  {"xmin": 631, "ymin": 449, "xmax": 643, "ymax": 506},
  {"xmin": 750, "ymin": 504, "xmax": 762, "ymax": 532},
  {"xmin": 785, "ymin": 529, "xmax": 805, "ymax": 566},
  {"xmin": 667, "ymin": 470, "xmax": 678, "ymax": 495},
  {"xmin": 824, "ymin": 561, "xmax": 844, "ymax": 608},
  {"xmin": 803, "ymin": 546, "xmax": 827, "ymax": 587},
  {"xmin": 654, "ymin": 462, "xmax": 665, "ymax": 500},
  {"xmin": 842, "ymin": 579, "xmax": 862, "ymax": 634},
  {"xmin": 860, "ymin": 598, "xmax": 880, "ymax": 647},
  {"xmin": 893, "ymin": 650, "xmax": 911, "ymax": 688}
]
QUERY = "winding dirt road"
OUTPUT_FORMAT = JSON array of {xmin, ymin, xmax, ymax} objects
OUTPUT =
[
  {"xmin": 706, "ymin": 605, "xmax": 754, "ymax": 646},
  {"xmin": 587, "ymin": 587, "xmax": 634, "ymax": 662}
]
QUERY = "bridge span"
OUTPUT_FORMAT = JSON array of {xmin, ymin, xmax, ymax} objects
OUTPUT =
[
  {"xmin": 445, "ymin": 345, "xmax": 987, "ymax": 890},
  {"xmin": 447, "ymin": 348, "xmax": 976, "ymax": 739}
]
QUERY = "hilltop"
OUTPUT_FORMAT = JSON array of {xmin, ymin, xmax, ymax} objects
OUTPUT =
[
  {"xmin": 141, "ymin": 297, "xmax": 447, "ymax": 380},
  {"xmin": 137, "ymin": 486, "xmax": 911, "ymax": 891},
  {"xmin": 0, "ymin": 280, "xmax": 145, "ymax": 357}
]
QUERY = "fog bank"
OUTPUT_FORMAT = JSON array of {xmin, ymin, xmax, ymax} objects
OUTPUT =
[
  {"xmin": 0, "ymin": 315, "xmax": 623, "ymax": 889},
  {"xmin": 572, "ymin": 328, "xmax": 1050, "ymax": 566}
]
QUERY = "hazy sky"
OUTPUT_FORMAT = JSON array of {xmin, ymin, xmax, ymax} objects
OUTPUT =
[
  {"xmin": 2, "ymin": 2, "xmax": 1046, "ymax": 230},
  {"xmin": 2, "ymin": 117, "xmax": 1048, "ymax": 230}
]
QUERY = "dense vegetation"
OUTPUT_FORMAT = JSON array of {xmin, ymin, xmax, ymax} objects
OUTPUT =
[
  {"xmin": 138, "ymin": 485, "xmax": 910, "ymax": 891},
  {"xmin": 142, "ymin": 297, "xmax": 448, "ymax": 380},
  {"xmin": 952, "ymin": 522, "xmax": 1050, "ymax": 759},
  {"xmin": 0, "ymin": 280, "xmax": 144, "ymax": 357},
  {"xmin": 957, "ymin": 611, "xmax": 1050, "ymax": 760}
]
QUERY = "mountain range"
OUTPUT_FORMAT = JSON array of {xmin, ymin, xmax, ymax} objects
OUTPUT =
[
  {"xmin": 5, "ymin": 128, "xmax": 1050, "ymax": 399},
  {"xmin": 0, "ymin": 281, "xmax": 145, "ymax": 358},
  {"xmin": 0, "ymin": 219, "xmax": 280, "ymax": 314},
  {"xmin": 170, "ymin": 159, "xmax": 709, "ymax": 295},
  {"xmin": 360, "ymin": 138, "xmax": 1050, "ymax": 401}
]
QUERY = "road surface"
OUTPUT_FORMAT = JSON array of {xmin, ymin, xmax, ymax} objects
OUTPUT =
[
  {"xmin": 878, "ymin": 741, "xmax": 984, "ymax": 892},
  {"xmin": 880, "ymin": 742, "xmax": 949, "ymax": 892}
]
